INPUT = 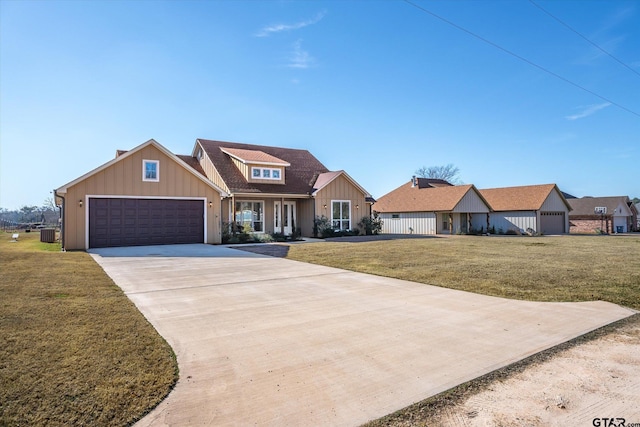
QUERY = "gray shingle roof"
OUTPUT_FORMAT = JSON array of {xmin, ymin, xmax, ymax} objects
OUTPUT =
[{"xmin": 567, "ymin": 196, "xmax": 631, "ymax": 216}]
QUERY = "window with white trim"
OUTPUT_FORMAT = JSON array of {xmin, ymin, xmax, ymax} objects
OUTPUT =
[
  {"xmin": 331, "ymin": 200, "xmax": 351, "ymax": 230},
  {"xmin": 251, "ymin": 167, "xmax": 282, "ymax": 180},
  {"xmin": 143, "ymin": 160, "xmax": 159, "ymax": 182},
  {"xmin": 235, "ymin": 201, "xmax": 264, "ymax": 232}
]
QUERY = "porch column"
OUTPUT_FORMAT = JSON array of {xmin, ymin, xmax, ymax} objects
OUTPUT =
[
  {"xmin": 280, "ymin": 197, "xmax": 285, "ymax": 234},
  {"xmin": 231, "ymin": 195, "xmax": 235, "ymax": 232},
  {"xmin": 448, "ymin": 213, "xmax": 453, "ymax": 234}
]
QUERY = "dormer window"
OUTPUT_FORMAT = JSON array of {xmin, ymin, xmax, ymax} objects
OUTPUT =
[{"xmin": 220, "ymin": 147, "xmax": 289, "ymax": 183}]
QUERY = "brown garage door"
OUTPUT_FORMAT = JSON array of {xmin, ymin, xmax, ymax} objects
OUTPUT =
[
  {"xmin": 540, "ymin": 212, "xmax": 565, "ymax": 234},
  {"xmin": 89, "ymin": 198, "xmax": 204, "ymax": 248}
]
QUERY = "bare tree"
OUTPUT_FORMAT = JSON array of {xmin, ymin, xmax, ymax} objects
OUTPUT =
[
  {"xmin": 41, "ymin": 197, "xmax": 59, "ymax": 224},
  {"xmin": 415, "ymin": 164, "xmax": 461, "ymax": 184}
]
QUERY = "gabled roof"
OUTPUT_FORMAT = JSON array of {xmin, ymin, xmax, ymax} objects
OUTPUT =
[
  {"xmin": 176, "ymin": 155, "xmax": 208, "ymax": 179},
  {"xmin": 567, "ymin": 196, "xmax": 633, "ymax": 216},
  {"xmin": 479, "ymin": 184, "xmax": 570, "ymax": 211},
  {"xmin": 220, "ymin": 147, "xmax": 290, "ymax": 166},
  {"xmin": 374, "ymin": 182, "xmax": 488, "ymax": 213},
  {"xmin": 311, "ymin": 170, "xmax": 372, "ymax": 198},
  {"xmin": 196, "ymin": 139, "xmax": 329, "ymax": 195},
  {"xmin": 56, "ymin": 139, "xmax": 227, "ymax": 196}
]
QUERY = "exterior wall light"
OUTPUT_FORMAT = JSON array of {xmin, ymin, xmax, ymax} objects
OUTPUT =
[{"xmin": 79, "ymin": 199, "xmax": 83, "ymax": 207}]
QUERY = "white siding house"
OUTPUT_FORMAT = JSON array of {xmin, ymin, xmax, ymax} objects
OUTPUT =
[
  {"xmin": 480, "ymin": 184, "xmax": 571, "ymax": 234},
  {"xmin": 381, "ymin": 212, "xmax": 436, "ymax": 235},
  {"xmin": 374, "ymin": 179, "xmax": 491, "ymax": 235}
]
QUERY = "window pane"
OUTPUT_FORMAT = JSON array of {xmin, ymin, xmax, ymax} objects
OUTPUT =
[
  {"xmin": 332, "ymin": 202, "xmax": 340, "ymax": 220},
  {"xmin": 342, "ymin": 202, "xmax": 350, "ymax": 219},
  {"xmin": 145, "ymin": 162, "xmax": 156, "ymax": 179},
  {"xmin": 273, "ymin": 170, "xmax": 280, "ymax": 179},
  {"xmin": 263, "ymin": 169, "xmax": 270, "ymax": 178},
  {"xmin": 253, "ymin": 202, "xmax": 262, "ymax": 221},
  {"xmin": 253, "ymin": 168, "xmax": 261, "ymax": 177}
]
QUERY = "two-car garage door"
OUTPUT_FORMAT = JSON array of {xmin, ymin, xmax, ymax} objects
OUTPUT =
[{"xmin": 89, "ymin": 198, "xmax": 204, "ymax": 248}]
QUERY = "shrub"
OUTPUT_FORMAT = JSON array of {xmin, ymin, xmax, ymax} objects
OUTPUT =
[
  {"xmin": 358, "ymin": 213, "xmax": 383, "ymax": 235},
  {"xmin": 253, "ymin": 233, "xmax": 274, "ymax": 243},
  {"xmin": 222, "ymin": 221, "xmax": 253, "ymax": 244},
  {"xmin": 292, "ymin": 227, "xmax": 302, "ymax": 241},
  {"xmin": 314, "ymin": 215, "xmax": 332, "ymax": 238},
  {"xmin": 271, "ymin": 232, "xmax": 287, "ymax": 242}
]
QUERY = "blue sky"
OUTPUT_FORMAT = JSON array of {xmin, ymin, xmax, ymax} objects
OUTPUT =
[{"xmin": 1, "ymin": 0, "xmax": 638, "ymax": 210}]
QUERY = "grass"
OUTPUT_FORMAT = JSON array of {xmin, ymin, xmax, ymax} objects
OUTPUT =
[
  {"xmin": 0, "ymin": 231, "xmax": 177, "ymax": 426},
  {"xmin": 285, "ymin": 235, "xmax": 640, "ymax": 310}
]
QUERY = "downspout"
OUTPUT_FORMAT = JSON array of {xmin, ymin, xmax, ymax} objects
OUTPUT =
[{"xmin": 54, "ymin": 189, "xmax": 65, "ymax": 251}]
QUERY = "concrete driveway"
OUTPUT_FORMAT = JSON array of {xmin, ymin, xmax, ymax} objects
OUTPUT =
[{"xmin": 89, "ymin": 244, "xmax": 635, "ymax": 427}]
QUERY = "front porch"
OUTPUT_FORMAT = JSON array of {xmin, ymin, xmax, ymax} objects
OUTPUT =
[{"xmin": 222, "ymin": 197, "xmax": 315, "ymax": 237}]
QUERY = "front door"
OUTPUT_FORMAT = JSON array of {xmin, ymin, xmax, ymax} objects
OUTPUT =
[{"xmin": 274, "ymin": 201, "xmax": 297, "ymax": 235}]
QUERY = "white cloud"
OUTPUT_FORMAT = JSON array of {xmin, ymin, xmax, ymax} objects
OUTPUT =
[
  {"xmin": 565, "ymin": 103, "xmax": 611, "ymax": 120},
  {"xmin": 287, "ymin": 40, "xmax": 315, "ymax": 69},
  {"xmin": 255, "ymin": 11, "xmax": 326, "ymax": 37}
]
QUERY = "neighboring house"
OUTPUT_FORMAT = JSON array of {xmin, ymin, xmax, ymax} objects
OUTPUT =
[
  {"xmin": 479, "ymin": 184, "xmax": 571, "ymax": 235},
  {"xmin": 567, "ymin": 196, "xmax": 637, "ymax": 233},
  {"xmin": 636, "ymin": 203, "xmax": 640, "ymax": 230},
  {"xmin": 373, "ymin": 178, "xmax": 491, "ymax": 235},
  {"xmin": 194, "ymin": 139, "xmax": 372, "ymax": 238},
  {"xmin": 55, "ymin": 139, "xmax": 227, "ymax": 250},
  {"xmin": 374, "ymin": 180, "xmax": 571, "ymax": 235},
  {"xmin": 55, "ymin": 138, "xmax": 372, "ymax": 250}
]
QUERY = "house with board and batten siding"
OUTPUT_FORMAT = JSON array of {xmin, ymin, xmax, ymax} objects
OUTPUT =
[
  {"xmin": 55, "ymin": 138, "xmax": 372, "ymax": 250},
  {"xmin": 478, "ymin": 184, "xmax": 572, "ymax": 234},
  {"xmin": 373, "ymin": 180, "xmax": 572, "ymax": 235},
  {"xmin": 373, "ymin": 178, "xmax": 492, "ymax": 235},
  {"xmin": 55, "ymin": 139, "xmax": 227, "ymax": 250},
  {"xmin": 193, "ymin": 139, "xmax": 373, "ymax": 238}
]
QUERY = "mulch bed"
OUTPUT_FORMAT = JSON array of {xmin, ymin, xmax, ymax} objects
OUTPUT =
[{"xmin": 231, "ymin": 244, "xmax": 290, "ymax": 258}]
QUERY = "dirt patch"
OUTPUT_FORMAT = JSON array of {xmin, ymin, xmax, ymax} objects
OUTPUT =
[
  {"xmin": 367, "ymin": 315, "xmax": 640, "ymax": 426},
  {"xmin": 438, "ymin": 319, "xmax": 640, "ymax": 426}
]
